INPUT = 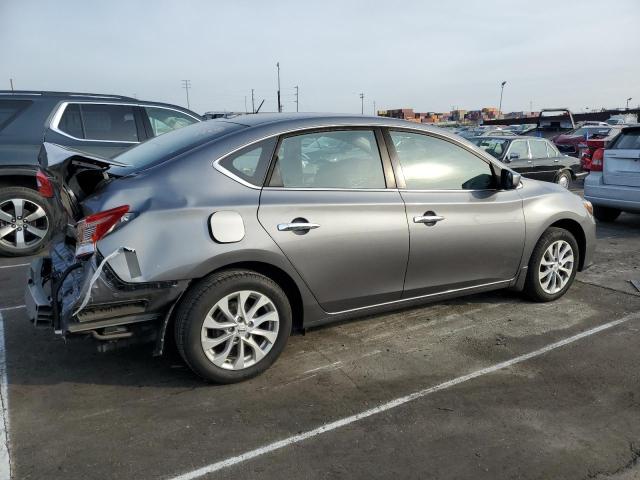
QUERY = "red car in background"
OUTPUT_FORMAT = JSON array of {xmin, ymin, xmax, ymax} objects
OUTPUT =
[
  {"xmin": 553, "ymin": 125, "xmax": 616, "ymax": 158},
  {"xmin": 577, "ymin": 126, "xmax": 626, "ymax": 171}
]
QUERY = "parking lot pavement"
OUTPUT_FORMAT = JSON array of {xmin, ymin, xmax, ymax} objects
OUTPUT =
[{"xmin": 0, "ymin": 214, "xmax": 639, "ymax": 480}]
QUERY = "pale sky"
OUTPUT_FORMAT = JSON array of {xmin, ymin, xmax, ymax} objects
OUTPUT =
[{"xmin": 1, "ymin": 0, "xmax": 639, "ymax": 115}]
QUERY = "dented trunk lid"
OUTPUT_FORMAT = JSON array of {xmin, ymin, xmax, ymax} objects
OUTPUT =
[{"xmin": 38, "ymin": 142, "xmax": 129, "ymax": 220}]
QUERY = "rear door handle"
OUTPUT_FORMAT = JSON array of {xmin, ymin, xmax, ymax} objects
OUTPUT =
[
  {"xmin": 277, "ymin": 222, "xmax": 320, "ymax": 232},
  {"xmin": 413, "ymin": 215, "xmax": 445, "ymax": 225}
]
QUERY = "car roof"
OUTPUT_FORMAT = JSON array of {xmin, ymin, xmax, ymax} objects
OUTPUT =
[
  {"xmin": 0, "ymin": 90, "xmax": 136, "ymax": 101},
  {"xmin": 222, "ymin": 112, "xmax": 451, "ymax": 133},
  {"xmin": 0, "ymin": 90, "xmax": 201, "ymax": 116}
]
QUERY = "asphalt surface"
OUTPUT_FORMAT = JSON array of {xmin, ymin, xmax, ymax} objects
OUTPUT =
[{"xmin": 1, "ymin": 194, "xmax": 639, "ymax": 479}]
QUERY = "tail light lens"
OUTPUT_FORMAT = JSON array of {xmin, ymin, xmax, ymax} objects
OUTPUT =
[
  {"xmin": 591, "ymin": 148, "xmax": 604, "ymax": 172},
  {"xmin": 75, "ymin": 205, "xmax": 129, "ymax": 258},
  {"xmin": 36, "ymin": 170, "xmax": 54, "ymax": 198}
]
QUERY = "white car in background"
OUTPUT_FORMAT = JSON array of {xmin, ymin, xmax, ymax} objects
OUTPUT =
[{"xmin": 584, "ymin": 125, "xmax": 640, "ymax": 221}]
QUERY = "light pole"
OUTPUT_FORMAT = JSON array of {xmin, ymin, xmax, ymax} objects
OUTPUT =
[
  {"xmin": 627, "ymin": 97, "xmax": 633, "ymax": 110},
  {"xmin": 294, "ymin": 85, "xmax": 299, "ymax": 112},
  {"xmin": 359, "ymin": 93, "xmax": 364, "ymax": 115},
  {"xmin": 181, "ymin": 80, "xmax": 191, "ymax": 109},
  {"xmin": 498, "ymin": 81, "xmax": 507, "ymax": 117},
  {"xmin": 276, "ymin": 62, "xmax": 282, "ymax": 113}
]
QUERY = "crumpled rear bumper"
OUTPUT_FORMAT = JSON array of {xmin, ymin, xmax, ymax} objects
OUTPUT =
[{"xmin": 25, "ymin": 241, "xmax": 189, "ymax": 338}]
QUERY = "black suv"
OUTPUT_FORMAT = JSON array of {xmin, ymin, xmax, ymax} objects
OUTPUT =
[{"xmin": 0, "ymin": 91, "xmax": 201, "ymax": 256}]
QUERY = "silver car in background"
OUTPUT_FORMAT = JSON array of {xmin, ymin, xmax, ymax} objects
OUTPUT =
[
  {"xmin": 584, "ymin": 125, "xmax": 640, "ymax": 222},
  {"xmin": 26, "ymin": 114, "xmax": 596, "ymax": 383}
]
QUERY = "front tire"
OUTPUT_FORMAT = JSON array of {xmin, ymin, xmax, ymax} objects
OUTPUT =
[
  {"xmin": 0, "ymin": 187, "xmax": 53, "ymax": 257},
  {"xmin": 593, "ymin": 206, "xmax": 621, "ymax": 223},
  {"xmin": 174, "ymin": 269, "xmax": 292, "ymax": 383},
  {"xmin": 524, "ymin": 227, "xmax": 579, "ymax": 302}
]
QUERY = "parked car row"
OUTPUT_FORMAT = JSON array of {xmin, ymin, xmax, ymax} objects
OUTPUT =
[
  {"xmin": 0, "ymin": 91, "xmax": 202, "ymax": 256},
  {"xmin": 25, "ymin": 113, "xmax": 596, "ymax": 382}
]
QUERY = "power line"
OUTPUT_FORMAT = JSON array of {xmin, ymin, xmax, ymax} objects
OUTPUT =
[{"xmin": 181, "ymin": 79, "xmax": 192, "ymax": 109}]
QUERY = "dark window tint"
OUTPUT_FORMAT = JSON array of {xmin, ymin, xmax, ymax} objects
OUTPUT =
[
  {"xmin": 58, "ymin": 104, "xmax": 84, "ymax": 138},
  {"xmin": 0, "ymin": 100, "xmax": 31, "ymax": 130},
  {"xmin": 529, "ymin": 140, "xmax": 548, "ymax": 159},
  {"xmin": 219, "ymin": 138, "xmax": 277, "ymax": 185},
  {"xmin": 269, "ymin": 130, "xmax": 385, "ymax": 189},
  {"xmin": 390, "ymin": 131, "xmax": 494, "ymax": 190},
  {"xmin": 508, "ymin": 140, "xmax": 529, "ymax": 159},
  {"xmin": 145, "ymin": 107, "xmax": 199, "ymax": 136},
  {"xmin": 613, "ymin": 130, "xmax": 640, "ymax": 150},
  {"xmin": 81, "ymin": 104, "xmax": 139, "ymax": 142}
]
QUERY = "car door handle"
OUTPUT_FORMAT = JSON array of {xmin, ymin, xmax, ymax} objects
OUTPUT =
[
  {"xmin": 413, "ymin": 215, "xmax": 445, "ymax": 224},
  {"xmin": 277, "ymin": 222, "xmax": 320, "ymax": 232}
]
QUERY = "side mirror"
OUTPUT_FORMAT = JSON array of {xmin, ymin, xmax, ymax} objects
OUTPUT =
[
  {"xmin": 508, "ymin": 152, "xmax": 520, "ymax": 160},
  {"xmin": 501, "ymin": 169, "xmax": 521, "ymax": 190}
]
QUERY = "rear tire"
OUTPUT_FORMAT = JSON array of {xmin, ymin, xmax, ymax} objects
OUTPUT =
[
  {"xmin": 0, "ymin": 186, "xmax": 53, "ymax": 257},
  {"xmin": 593, "ymin": 206, "xmax": 621, "ymax": 223},
  {"xmin": 174, "ymin": 269, "xmax": 292, "ymax": 383},
  {"xmin": 524, "ymin": 227, "xmax": 579, "ymax": 302}
]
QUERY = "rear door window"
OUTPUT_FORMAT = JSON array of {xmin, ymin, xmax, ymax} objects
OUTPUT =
[
  {"xmin": 81, "ymin": 104, "xmax": 139, "ymax": 142},
  {"xmin": 529, "ymin": 140, "xmax": 548, "ymax": 159},
  {"xmin": 269, "ymin": 129, "xmax": 386, "ymax": 189},
  {"xmin": 545, "ymin": 141, "xmax": 560, "ymax": 157}
]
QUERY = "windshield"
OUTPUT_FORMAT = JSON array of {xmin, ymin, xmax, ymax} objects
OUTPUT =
[
  {"xmin": 470, "ymin": 138, "xmax": 510, "ymax": 159},
  {"xmin": 111, "ymin": 120, "xmax": 246, "ymax": 174},
  {"xmin": 570, "ymin": 127, "xmax": 611, "ymax": 138}
]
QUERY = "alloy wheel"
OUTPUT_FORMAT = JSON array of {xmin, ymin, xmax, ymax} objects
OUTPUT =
[
  {"xmin": 200, "ymin": 290, "xmax": 280, "ymax": 370},
  {"xmin": 0, "ymin": 198, "xmax": 50, "ymax": 250},
  {"xmin": 538, "ymin": 240, "xmax": 574, "ymax": 294}
]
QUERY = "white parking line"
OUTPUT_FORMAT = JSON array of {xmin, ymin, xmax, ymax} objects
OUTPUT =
[
  {"xmin": 0, "ymin": 313, "xmax": 12, "ymax": 480},
  {"xmin": 0, "ymin": 264, "xmax": 29, "ymax": 270},
  {"xmin": 167, "ymin": 313, "xmax": 639, "ymax": 480}
]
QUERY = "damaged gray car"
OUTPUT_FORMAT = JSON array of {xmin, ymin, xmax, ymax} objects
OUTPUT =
[{"xmin": 25, "ymin": 114, "xmax": 596, "ymax": 383}]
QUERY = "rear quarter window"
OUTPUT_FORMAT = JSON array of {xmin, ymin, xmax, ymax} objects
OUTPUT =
[{"xmin": 0, "ymin": 100, "xmax": 32, "ymax": 130}]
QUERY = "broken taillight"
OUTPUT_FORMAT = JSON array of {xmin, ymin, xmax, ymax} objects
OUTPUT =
[
  {"xmin": 75, "ymin": 205, "xmax": 129, "ymax": 258},
  {"xmin": 36, "ymin": 170, "xmax": 54, "ymax": 198}
]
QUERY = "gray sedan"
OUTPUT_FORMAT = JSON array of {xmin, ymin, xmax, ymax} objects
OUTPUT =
[{"xmin": 26, "ymin": 114, "xmax": 596, "ymax": 383}]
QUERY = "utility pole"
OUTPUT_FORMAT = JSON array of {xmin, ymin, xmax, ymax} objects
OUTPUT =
[
  {"xmin": 360, "ymin": 93, "xmax": 364, "ymax": 115},
  {"xmin": 294, "ymin": 85, "xmax": 299, "ymax": 112},
  {"xmin": 181, "ymin": 79, "xmax": 191, "ymax": 109},
  {"xmin": 276, "ymin": 62, "xmax": 282, "ymax": 113},
  {"xmin": 251, "ymin": 89, "xmax": 255, "ymax": 114},
  {"xmin": 498, "ymin": 80, "xmax": 507, "ymax": 117},
  {"xmin": 627, "ymin": 97, "xmax": 633, "ymax": 110},
  {"xmin": 9, "ymin": 78, "xmax": 14, "ymax": 91}
]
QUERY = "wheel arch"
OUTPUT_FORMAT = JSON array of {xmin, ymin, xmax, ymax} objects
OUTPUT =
[{"xmin": 547, "ymin": 218, "xmax": 587, "ymax": 271}]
